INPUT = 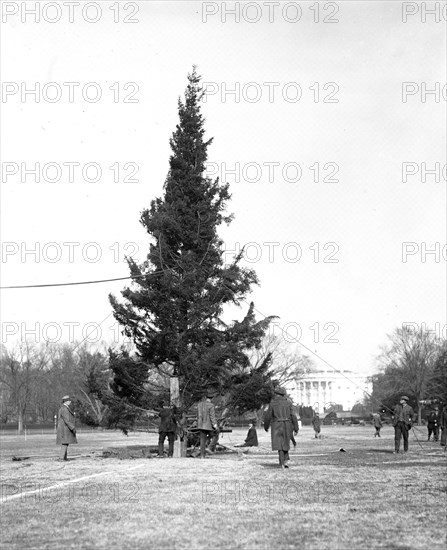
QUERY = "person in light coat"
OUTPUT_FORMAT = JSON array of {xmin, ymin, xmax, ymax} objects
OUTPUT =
[
  {"xmin": 197, "ymin": 388, "xmax": 217, "ymax": 458},
  {"xmin": 56, "ymin": 395, "xmax": 77, "ymax": 461}
]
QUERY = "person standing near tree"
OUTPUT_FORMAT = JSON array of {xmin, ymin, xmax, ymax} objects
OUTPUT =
[
  {"xmin": 157, "ymin": 401, "xmax": 178, "ymax": 458},
  {"xmin": 392, "ymin": 396, "xmax": 414, "ymax": 454},
  {"xmin": 56, "ymin": 395, "xmax": 77, "ymax": 461},
  {"xmin": 197, "ymin": 389, "xmax": 217, "ymax": 459},
  {"xmin": 264, "ymin": 387, "xmax": 298, "ymax": 469}
]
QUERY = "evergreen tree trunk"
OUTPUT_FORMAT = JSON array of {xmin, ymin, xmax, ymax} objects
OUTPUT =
[{"xmin": 170, "ymin": 376, "xmax": 187, "ymax": 457}]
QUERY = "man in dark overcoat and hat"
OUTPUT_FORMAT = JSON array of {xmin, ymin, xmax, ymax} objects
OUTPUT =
[
  {"xmin": 56, "ymin": 395, "xmax": 77, "ymax": 461},
  {"xmin": 264, "ymin": 387, "xmax": 298, "ymax": 468},
  {"xmin": 157, "ymin": 400, "xmax": 178, "ymax": 458},
  {"xmin": 427, "ymin": 406, "xmax": 440, "ymax": 442},
  {"xmin": 392, "ymin": 395, "xmax": 414, "ymax": 454}
]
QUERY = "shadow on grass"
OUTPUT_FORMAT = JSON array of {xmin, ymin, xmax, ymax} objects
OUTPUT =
[{"xmin": 259, "ymin": 462, "xmax": 285, "ymax": 469}]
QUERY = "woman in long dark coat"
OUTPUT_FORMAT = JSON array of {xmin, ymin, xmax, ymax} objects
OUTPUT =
[
  {"xmin": 264, "ymin": 387, "xmax": 298, "ymax": 468},
  {"xmin": 56, "ymin": 395, "xmax": 77, "ymax": 461},
  {"xmin": 312, "ymin": 414, "xmax": 321, "ymax": 439}
]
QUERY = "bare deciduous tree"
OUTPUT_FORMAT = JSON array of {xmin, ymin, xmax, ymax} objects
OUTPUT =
[
  {"xmin": 248, "ymin": 334, "xmax": 316, "ymax": 394},
  {"xmin": 0, "ymin": 341, "xmax": 51, "ymax": 432},
  {"xmin": 377, "ymin": 326, "xmax": 441, "ymax": 422}
]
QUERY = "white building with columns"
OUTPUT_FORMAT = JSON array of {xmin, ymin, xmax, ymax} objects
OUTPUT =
[{"xmin": 287, "ymin": 370, "xmax": 372, "ymax": 414}]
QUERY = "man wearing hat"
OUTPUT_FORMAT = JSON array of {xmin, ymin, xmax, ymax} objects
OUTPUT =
[
  {"xmin": 156, "ymin": 400, "xmax": 178, "ymax": 458},
  {"xmin": 426, "ymin": 405, "xmax": 440, "ymax": 442},
  {"xmin": 197, "ymin": 388, "xmax": 217, "ymax": 459},
  {"xmin": 56, "ymin": 396, "xmax": 77, "ymax": 461},
  {"xmin": 392, "ymin": 396, "xmax": 414, "ymax": 454},
  {"xmin": 264, "ymin": 387, "xmax": 298, "ymax": 468}
]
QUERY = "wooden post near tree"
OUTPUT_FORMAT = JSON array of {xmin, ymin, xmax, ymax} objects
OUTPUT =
[{"xmin": 171, "ymin": 376, "xmax": 187, "ymax": 457}]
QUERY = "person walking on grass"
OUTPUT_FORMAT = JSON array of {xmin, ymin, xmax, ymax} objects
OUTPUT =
[
  {"xmin": 197, "ymin": 388, "xmax": 217, "ymax": 459},
  {"xmin": 56, "ymin": 395, "xmax": 77, "ymax": 461},
  {"xmin": 373, "ymin": 413, "xmax": 383, "ymax": 437},
  {"xmin": 264, "ymin": 387, "xmax": 298, "ymax": 469},
  {"xmin": 427, "ymin": 406, "xmax": 440, "ymax": 442},
  {"xmin": 312, "ymin": 413, "xmax": 321, "ymax": 439},
  {"xmin": 392, "ymin": 395, "xmax": 414, "ymax": 454},
  {"xmin": 156, "ymin": 401, "xmax": 178, "ymax": 458}
]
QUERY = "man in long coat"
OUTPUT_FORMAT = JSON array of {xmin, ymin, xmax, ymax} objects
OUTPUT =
[
  {"xmin": 312, "ymin": 413, "xmax": 321, "ymax": 439},
  {"xmin": 264, "ymin": 387, "xmax": 298, "ymax": 468},
  {"xmin": 56, "ymin": 395, "xmax": 77, "ymax": 461},
  {"xmin": 157, "ymin": 401, "xmax": 178, "ymax": 457},
  {"xmin": 427, "ymin": 406, "xmax": 440, "ymax": 442},
  {"xmin": 392, "ymin": 395, "xmax": 414, "ymax": 454},
  {"xmin": 373, "ymin": 413, "xmax": 383, "ymax": 437},
  {"xmin": 197, "ymin": 388, "xmax": 217, "ymax": 458}
]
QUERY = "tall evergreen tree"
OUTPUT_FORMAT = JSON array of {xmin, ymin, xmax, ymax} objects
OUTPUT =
[{"xmin": 108, "ymin": 68, "xmax": 274, "ymax": 432}]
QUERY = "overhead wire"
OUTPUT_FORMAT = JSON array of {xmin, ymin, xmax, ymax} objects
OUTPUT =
[
  {"xmin": 0, "ymin": 272, "xmax": 164, "ymax": 289},
  {"xmin": 0, "ymin": 250, "xmax": 434, "ymax": 420}
]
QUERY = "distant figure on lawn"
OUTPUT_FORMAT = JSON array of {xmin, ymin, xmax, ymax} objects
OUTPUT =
[
  {"xmin": 197, "ymin": 388, "xmax": 217, "ymax": 458},
  {"xmin": 234, "ymin": 421, "xmax": 258, "ymax": 447},
  {"xmin": 440, "ymin": 404, "xmax": 447, "ymax": 447},
  {"xmin": 56, "ymin": 395, "xmax": 77, "ymax": 461},
  {"xmin": 427, "ymin": 406, "xmax": 440, "ymax": 442},
  {"xmin": 157, "ymin": 401, "xmax": 178, "ymax": 458},
  {"xmin": 312, "ymin": 413, "xmax": 321, "ymax": 439},
  {"xmin": 392, "ymin": 396, "xmax": 414, "ymax": 454},
  {"xmin": 264, "ymin": 387, "xmax": 298, "ymax": 469},
  {"xmin": 373, "ymin": 413, "xmax": 383, "ymax": 437}
]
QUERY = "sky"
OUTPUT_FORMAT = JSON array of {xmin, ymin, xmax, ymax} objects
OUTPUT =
[{"xmin": 1, "ymin": 0, "xmax": 446, "ymax": 377}]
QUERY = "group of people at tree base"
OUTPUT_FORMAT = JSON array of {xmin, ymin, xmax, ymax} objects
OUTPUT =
[{"xmin": 55, "ymin": 391, "xmax": 447, "ymax": 464}]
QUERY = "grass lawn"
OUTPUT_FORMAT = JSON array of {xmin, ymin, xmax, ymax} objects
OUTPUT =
[{"xmin": 0, "ymin": 425, "xmax": 445, "ymax": 550}]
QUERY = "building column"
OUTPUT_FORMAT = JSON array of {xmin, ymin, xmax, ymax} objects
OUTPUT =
[{"xmin": 306, "ymin": 382, "xmax": 311, "ymax": 406}]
